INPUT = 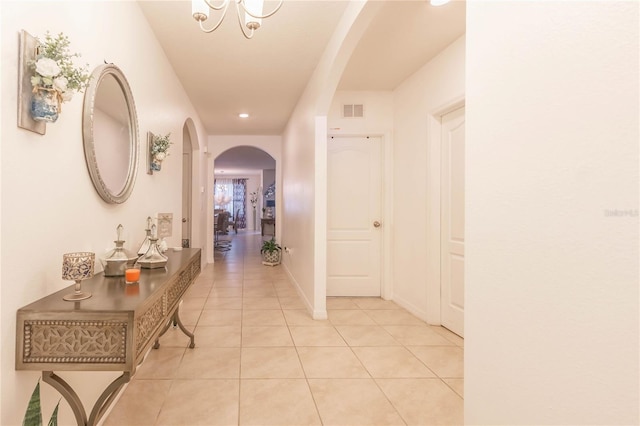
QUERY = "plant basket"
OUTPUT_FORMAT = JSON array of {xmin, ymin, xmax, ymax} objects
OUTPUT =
[{"xmin": 261, "ymin": 249, "xmax": 281, "ymax": 266}]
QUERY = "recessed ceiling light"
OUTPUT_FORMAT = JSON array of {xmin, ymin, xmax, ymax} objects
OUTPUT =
[
  {"xmin": 430, "ymin": 0, "xmax": 450, "ymax": 5},
  {"xmin": 239, "ymin": 113, "xmax": 249, "ymax": 118}
]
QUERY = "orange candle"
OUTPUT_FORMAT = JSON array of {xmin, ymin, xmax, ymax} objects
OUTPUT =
[{"xmin": 125, "ymin": 268, "xmax": 140, "ymax": 283}]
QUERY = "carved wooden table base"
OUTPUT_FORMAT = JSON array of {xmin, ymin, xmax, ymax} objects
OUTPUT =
[{"xmin": 16, "ymin": 249, "xmax": 202, "ymax": 426}]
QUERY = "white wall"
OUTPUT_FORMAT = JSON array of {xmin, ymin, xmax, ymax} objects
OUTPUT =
[
  {"xmin": 392, "ymin": 36, "xmax": 465, "ymax": 320},
  {"xmin": 0, "ymin": 2, "xmax": 207, "ymax": 425},
  {"xmin": 282, "ymin": 1, "xmax": 382, "ymax": 319},
  {"xmin": 328, "ymin": 91, "xmax": 393, "ymax": 135},
  {"xmin": 207, "ymin": 135, "xmax": 281, "ymax": 263},
  {"xmin": 465, "ymin": 2, "xmax": 638, "ymax": 424}
]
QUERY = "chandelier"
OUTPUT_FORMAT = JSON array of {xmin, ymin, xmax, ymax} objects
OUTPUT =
[
  {"xmin": 192, "ymin": 0, "xmax": 283, "ymax": 39},
  {"xmin": 215, "ymin": 185, "xmax": 232, "ymax": 207}
]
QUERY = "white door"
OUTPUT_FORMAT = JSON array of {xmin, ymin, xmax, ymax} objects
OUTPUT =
[
  {"xmin": 182, "ymin": 151, "xmax": 192, "ymax": 248},
  {"xmin": 440, "ymin": 106, "xmax": 465, "ymax": 337},
  {"xmin": 327, "ymin": 136, "xmax": 382, "ymax": 296}
]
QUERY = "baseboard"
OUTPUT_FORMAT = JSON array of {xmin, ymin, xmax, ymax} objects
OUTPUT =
[
  {"xmin": 282, "ymin": 263, "xmax": 322, "ymax": 319},
  {"xmin": 392, "ymin": 294, "xmax": 430, "ymax": 324}
]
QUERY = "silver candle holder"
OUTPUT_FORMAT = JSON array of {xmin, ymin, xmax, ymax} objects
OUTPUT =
[{"xmin": 62, "ymin": 252, "xmax": 95, "ymax": 301}]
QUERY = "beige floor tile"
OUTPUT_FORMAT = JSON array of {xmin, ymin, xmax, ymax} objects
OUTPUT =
[
  {"xmin": 198, "ymin": 309, "xmax": 242, "ymax": 326},
  {"xmin": 185, "ymin": 284, "xmax": 212, "ymax": 298},
  {"xmin": 194, "ymin": 273, "xmax": 215, "ymax": 283},
  {"xmin": 243, "ymin": 287, "xmax": 278, "ymax": 298},
  {"xmin": 352, "ymin": 346, "xmax": 436, "ymax": 378},
  {"xmin": 193, "ymin": 325, "xmax": 242, "ymax": 347},
  {"xmin": 289, "ymin": 326, "xmax": 347, "ymax": 346},
  {"xmin": 211, "ymin": 287, "xmax": 244, "ymax": 298},
  {"xmin": 408, "ymin": 346, "xmax": 464, "ymax": 378},
  {"xmin": 243, "ymin": 278, "xmax": 273, "ymax": 287},
  {"xmin": 244, "ymin": 271, "xmax": 271, "ymax": 281},
  {"xmin": 365, "ymin": 309, "xmax": 426, "ymax": 325},
  {"xmin": 106, "ymin": 233, "xmax": 466, "ymax": 425},
  {"xmin": 328, "ymin": 309, "xmax": 376, "ymax": 325},
  {"xmin": 214, "ymin": 271, "xmax": 243, "ymax": 280},
  {"xmin": 242, "ymin": 309, "xmax": 286, "ymax": 326},
  {"xmin": 214, "ymin": 279, "xmax": 243, "ymax": 288},
  {"xmin": 275, "ymin": 288, "xmax": 299, "ymax": 298},
  {"xmin": 180, "ymin": 297, "xmax": 207, "ymax": 311},
  {"xmin": 204, "ymin": 296, "xmax": 243, "ymax": 310},
  {"xmin": 297, "ymin": 347, "xmax": 370, "ymax": 378},
  {"xmin": 240, "ymin": 347, "xmax": 305, "ymax": 378},
  {"xmin": 177, "ymin": 309, "xmax": 201, "ymax": 327},
  {"xmin": 283, "ymin": 309, "xmax": 330, "ymax": 326},
  {"xmin": 242, "ymin": 326, "xmax": 293, "ymax": 346},
  {"xmin": 383, "ymin": 325, "xmax": 456, "ymax": 346},
  {"xmin": 377, "ymin": 378, "xmax": 464, "ymax": 425},
  {"xmin": 308, "ymin": 379, "xmax": 404, "ymax": 425},
  {"xmin": 104, "ymin": 379, "xmax": 171, "ymax": 426},
  {"xmin": 352, "ymin": 297, "xmax": 401, "ymax": 310},
  {"xmin": 273, "ymin": 279, "xmax": 293, "ymax": 288},
  {"xmin": 430, "ymin": 325, "xmax": 465, "ymax": 347},
  {"xmin": 155, "ymin": 379, "xmax": 240, "ymax": 425},
  {"xmin": 278, "ymin": 297, "xmax": 306, "ymax": 310},
  {"xmin": 156, "ymin": 327, "xmax": 193, "ymax": 348},
  {"xmin": 135, "ymin": 347, "xmax": 185, "ymax": 379},
  {"xmin": 326, "ymin": 297, "xmax": 360, "ymax": 310},
  {"xmin": 239, "ymin": 379, "xmax": 321, "ymax": 425},
  {"xmin": 335, "ymin": 325, "xmax": 401, "ymax": 346},
  {"xmin": 443, "ymin": 378, "xmax": 464, "ymax": 398},
  {"xmin": 180, "ymin": 297, "xmax": 206, "ymax": 311},
  {"xmin": 242, "ymin": 297, "xmax": 281, "ymax": 310},
  {"xmin": 175, "ymin": 347, "xmax": 240, "ymax": 379}
]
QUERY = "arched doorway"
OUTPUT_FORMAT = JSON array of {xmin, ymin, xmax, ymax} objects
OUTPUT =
[{"xmin": 207, "ymin": 142, "xmax": 280, "ymax": 263}]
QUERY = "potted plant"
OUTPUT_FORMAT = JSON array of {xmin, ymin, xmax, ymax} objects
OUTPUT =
[
  {"xmin": 29, "ymin": 32, "xmax": 90, "ymax": 123},
  {"xmin": 23, "ymin": 380, "xmax": 59, "ymax": 426},
  {"xmin": 261, "ymin": 238, "xmax": 281, "ymax": 266}
]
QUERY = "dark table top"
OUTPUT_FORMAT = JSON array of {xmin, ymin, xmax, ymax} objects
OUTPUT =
[{"xmin": 18, "ymin": 248, "xmax": 201, "ymax": 314}]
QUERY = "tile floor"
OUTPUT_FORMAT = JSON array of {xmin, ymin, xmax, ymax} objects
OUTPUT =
[{"xmin": 104, "ymin": 232, "xmax": 463, "ymax": 425}]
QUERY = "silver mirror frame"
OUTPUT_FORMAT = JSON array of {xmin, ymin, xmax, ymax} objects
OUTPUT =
[{"xmin": 83, "ymin": 64, "xmax": 139, "ymax": 204}]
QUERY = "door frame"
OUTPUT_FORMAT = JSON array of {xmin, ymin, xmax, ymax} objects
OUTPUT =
[
  {"xmin": 326, "ymin": 132, "xmax": 394, "ymax": 301},
  {"xmin": 426, "ymin": 97, "xmax": 465, "ymax": 325},
  {"xmin": 182, "ymin": 150, "xmax": 193, "ymax": 248}
]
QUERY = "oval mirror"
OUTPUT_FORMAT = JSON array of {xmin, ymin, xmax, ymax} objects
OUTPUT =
[{"xmin": 83, "ymin": 64, "xmax": 138, "ymax": 204}]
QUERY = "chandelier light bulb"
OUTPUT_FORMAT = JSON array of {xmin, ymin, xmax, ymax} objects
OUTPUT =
[{"xmin": 192, "ymin": 0, "xmax": 283, "ymax": 39}]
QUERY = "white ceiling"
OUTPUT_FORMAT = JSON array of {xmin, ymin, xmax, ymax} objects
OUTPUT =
[
  {"xmin": 139, "ymin": 0, "xmax": 465, "ymax": 136},
  {"xmin": 214, "ymin": 146, "xmax": 276, "ymax": 174}
]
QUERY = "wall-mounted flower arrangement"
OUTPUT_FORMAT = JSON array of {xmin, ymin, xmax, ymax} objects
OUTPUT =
[
  {"xmin": 17, "ymin": 30, "xmax": 90, "ymax": 134},
  {"xmin": 148, "ymin": 132, "xmax": 172, "ymax": 174}
]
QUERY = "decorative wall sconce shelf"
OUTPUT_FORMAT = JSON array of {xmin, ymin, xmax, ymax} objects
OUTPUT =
[{"xmin": 17, "ymin": 30, "xmax": 46, "ymax": 135}]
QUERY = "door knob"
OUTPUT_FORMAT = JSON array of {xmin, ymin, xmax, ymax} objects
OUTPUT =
[
  {"xmin": 373, "ymin": 221, "xmax": 381, "ymax": 228},
  {"xmin": 182, "ymin": 218, "xmax": 187, "ymax": 223}
]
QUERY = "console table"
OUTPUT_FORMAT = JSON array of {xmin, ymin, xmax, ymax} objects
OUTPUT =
[
  {"xmin": 261, "ymin": 218, "xmax": 275, "ymax": 236},
  {"xmin": 15, "ymin": 247, "xmax": 201, "ymax": 426}
]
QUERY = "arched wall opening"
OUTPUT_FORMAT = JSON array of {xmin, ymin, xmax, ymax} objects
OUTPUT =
[{"xmin": 206, "ymin": 136, "xmax": 282, "ymax": 263}]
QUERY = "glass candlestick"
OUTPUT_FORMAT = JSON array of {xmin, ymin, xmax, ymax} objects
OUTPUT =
[{"xmin": 62, "ymin": 252, "xmax": 95, "ymax": 301}]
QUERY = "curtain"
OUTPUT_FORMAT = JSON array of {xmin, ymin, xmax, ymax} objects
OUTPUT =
[
  {"xmin": 232, "ymin": 178, "xmax": 247, "ymax": 228},
  {"xmin": 214, "ymin": 178, "xmax": 247, "ymax": 229}
]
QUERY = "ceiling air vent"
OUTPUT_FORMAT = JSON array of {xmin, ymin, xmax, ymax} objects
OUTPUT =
[{"xmin": 342, "ymin": 104, "xmax": 364, "ymax": 118}]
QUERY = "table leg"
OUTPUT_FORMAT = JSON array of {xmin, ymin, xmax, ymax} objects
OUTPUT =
[
  {"xmin": 43, "ymin": 371, "xmax": 130, "ymax": 426},
  {"xmin": 154, "ymin": 307, "xmax": 196, "ymax": 349}
]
